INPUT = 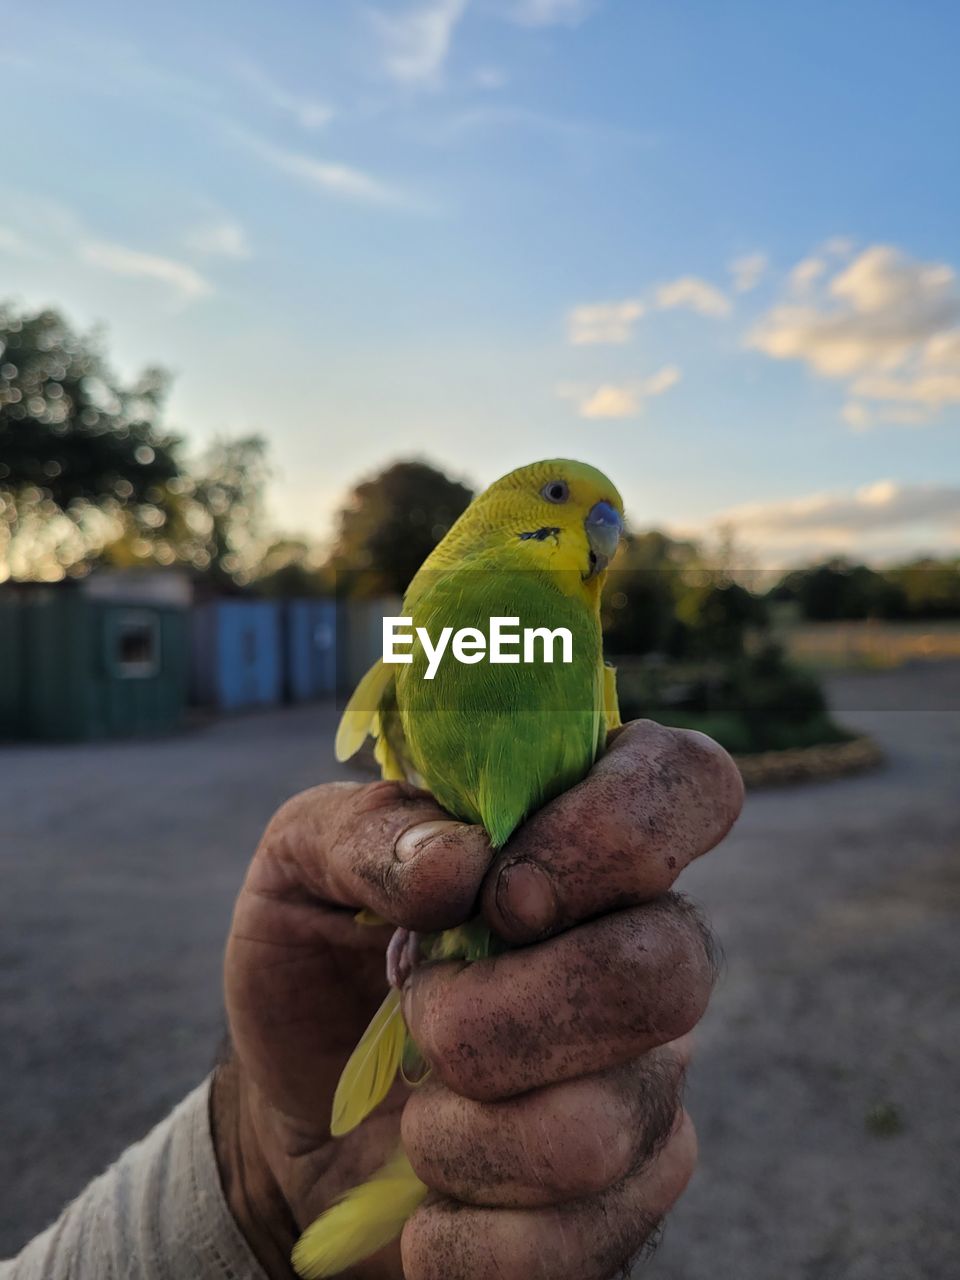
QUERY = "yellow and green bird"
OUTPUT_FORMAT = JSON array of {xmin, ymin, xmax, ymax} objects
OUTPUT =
[{"xmin": 292, "ymin": 458, "xmax": 624, "ymax": 1278}]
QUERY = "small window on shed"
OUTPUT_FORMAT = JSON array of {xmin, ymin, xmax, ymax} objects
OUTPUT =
[{"xmin": 114, "ymin": 612, "xmax": 161, "ymax": 678}]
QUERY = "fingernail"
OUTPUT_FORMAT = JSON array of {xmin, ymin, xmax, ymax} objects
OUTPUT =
[
  {"xmin": 395, "ymin": 820, "xmax": 465, "ymax": 863},
  {"xmin": 496, "ymin": 860, "xmax": 557, "ymax": 935}
]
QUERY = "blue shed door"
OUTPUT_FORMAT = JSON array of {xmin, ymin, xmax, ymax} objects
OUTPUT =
[
  {"xmin": 216, "ymin": 602, "xmax": 282, "ymax": 710},
  {"xmin": 286, "ymin": 600, "xmax": 336, "ymax": 701}
]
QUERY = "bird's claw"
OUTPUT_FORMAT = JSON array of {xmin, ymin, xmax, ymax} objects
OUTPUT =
[{"xmin": 386, "ymin": 927, "xmax": 421, "ymax": 989}]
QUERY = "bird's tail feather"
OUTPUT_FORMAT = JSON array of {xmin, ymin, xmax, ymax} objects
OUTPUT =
[
  {"xmin": 331, "ymin": 988, "xmax": 405, "ymax": 1137},
  {"xmin": 292, "ymin": 1146, "xmax": 428, "ymax": 1279}
]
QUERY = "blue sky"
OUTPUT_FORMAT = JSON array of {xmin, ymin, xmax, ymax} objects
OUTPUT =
[{"xmin": 2, "ymin": 0, "xmax": 958, "ymax": 563}]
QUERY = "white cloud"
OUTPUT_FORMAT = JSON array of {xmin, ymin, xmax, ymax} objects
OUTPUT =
[
  {"xmin": 372, "ymin": 0, "xmax": 468, "ymax": 85},
  {"xmin": 655, "ymin": 276, "xmax": 731, "ymax": 318},
  {"xmin": 579, "ymin": 386, "xmax": 639, "ymax": 418},
  {"xmin": 643, "ymin": 364, "xmax": 682, "ymax": 395},
  {"xmin": 231, "ymin": 59, "xmax": 334, "ymax": 130},
  {"xmin": 718, "ymin": 481, "xmax": 960, "ymax": 539},
  {"xmin": 788, "ymin": 238, "xmax": 855, "ymax": 292},
  {"xmin": 730, "ymin": 252, "xmax": 767, "ymax": 294},
  {"xmin": 431, "ymin": 103, "xmax": 624, "ymax": 148},
  {"xmin": 566, "ymin": 365, "xmax": 681, "ymax": 419},
  {"xmin": 505, "ymin": 0, "xmax": 596, "ymax": 25},
  {"xmin": 184, "ymin": 219, "xmax": 251, "ymax": 259},
  {"xmin": 832, "ymin": 247, "xmax": 954, "ymax": 322},
  {"xmin": 236, "ymin": 133, "xmax": 411, "ymax": 207},
  {"xmin": 700, "ymin": 480, "xmax": 960, "ymax": 563},
  {"xmin": 0, "ymin": 193, "xmax": 218, "ymax": 304},
  {"xmin": 567, "ymin": 274, "xmax": 730, "ymax": 346},
  {"xmin": 841, "ymin": 401, "xmax": 872, "ymax": 430},
  {"xmin": 789, "ymin": 256, "xmax": 827, "ymax": 291},
  {"xmin": 270, "ymin": 150, "xmax": 406, "ymax": 205},
  {"xmin": 750, "ymin": 243, "xmax": 960, "ymax": 423},
  {"xmin": 80, "ymin": 241, "xmax": 212, "ymax": 299},
  {"xmin": 567, "ymin": 298, "xmax": 644, "ymax": 345},
  {"xmin": 371, "ymin": 0, "xmax": 596, "ymax": 85}
]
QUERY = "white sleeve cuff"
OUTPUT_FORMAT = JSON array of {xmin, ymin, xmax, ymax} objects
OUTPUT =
[{"xmin": 1, "ymin": 1077, "xmax": 269, "ymax": 1280}]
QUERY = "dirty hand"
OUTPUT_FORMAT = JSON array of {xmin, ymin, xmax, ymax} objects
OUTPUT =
[{"xmin": 213, "ymin": 720, "xmax": 743, "ymax": 1279}]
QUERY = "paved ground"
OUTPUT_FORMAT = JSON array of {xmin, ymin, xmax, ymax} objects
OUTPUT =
[
  {"xmin": 2, "ymin": 664, "xmax": 958, "ymax": 1277},
  {"xmin": 655, "ymin": 663, "xmax": 960, "ymax": 1280}
]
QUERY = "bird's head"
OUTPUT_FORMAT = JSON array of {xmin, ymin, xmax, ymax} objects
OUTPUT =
[{"xmin": 468, "ymin": 457, "xmax": 624, "ymax": 591}]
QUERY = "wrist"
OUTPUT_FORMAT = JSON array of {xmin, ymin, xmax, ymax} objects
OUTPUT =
[{"xmin": 211, "ymin": 1055, "xmax": 300, "ymax": 1279}]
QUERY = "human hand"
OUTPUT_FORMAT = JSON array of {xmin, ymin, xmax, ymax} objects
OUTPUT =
[{"xmin": 213, "ymin": 720, "xmax": 743, "ymax": 1279}]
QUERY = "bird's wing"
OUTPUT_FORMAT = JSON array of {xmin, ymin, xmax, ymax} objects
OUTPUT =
[
  {"xmin": 603, "ymin": 660, "xmax": 622, "ymax": 731},
  {"xmin": 335, "ymin": 658, "xmax": 421, "ymax": 785},
  {"xmin": 334, "ymin": 658, "xmax": 394, "ymax": 761}
]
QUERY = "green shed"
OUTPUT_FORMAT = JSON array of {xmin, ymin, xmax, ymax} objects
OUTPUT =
[{"xmin": 0, "ymin": 572, "xmax": 190, "ymax": 742}]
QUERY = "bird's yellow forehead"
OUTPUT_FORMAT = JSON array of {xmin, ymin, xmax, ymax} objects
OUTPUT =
[{"xmin": 481, "ymin": 458, "xmax": 623, "ymax": 515}]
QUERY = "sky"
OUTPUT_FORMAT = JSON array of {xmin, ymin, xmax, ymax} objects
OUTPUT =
[{"xmin": 2, "ymin": 0, "xmax": 959, "ymax": 565}]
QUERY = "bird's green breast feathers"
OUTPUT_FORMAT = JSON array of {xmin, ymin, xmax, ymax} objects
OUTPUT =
[{"xmin": 393, "ymin": 565, "xmax": 605, "ymax": 847}]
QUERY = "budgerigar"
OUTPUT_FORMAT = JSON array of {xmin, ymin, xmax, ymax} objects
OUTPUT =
[{"xmin": 292, "ymin": 458, "xmax": 624, "ymax": 1277}]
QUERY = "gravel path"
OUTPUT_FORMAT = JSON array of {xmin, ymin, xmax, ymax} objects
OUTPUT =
[
  {"xmin": 2, "ymin": 665, "xmax": 958, "ymax": 1276},
  {"xmin": 653, "ymin": 662, "xmax": 960, "ymax": 1280}
]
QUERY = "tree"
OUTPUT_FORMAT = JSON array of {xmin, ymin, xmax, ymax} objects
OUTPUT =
[
  {"xmin": 254, "ymin": 538, "xmax": 331, "ymax": 598},
  {"xmin": 0, "ymin": 303, "xmax": 182, "ymax": 579},
  {"xmin": 887, "ymin": 557, "xmax": 960, "ymax": 619},
  {"xmin": 327, "ymin": 459, "xmax": 474, "ymax": 595},
  {"xmin": 188, "ymin": 434, "xmax": 271, "ymax": 587},
  {"xmin": 101, "ymin": 433, "xmax": 272, "ymax": 588},
  {"xmin": 774, "ymin": 560, "xmax": 905, "ymax": 620},
  {"xmin": 602, "ymin": 530, "xmax": 699, "ymax": 656},
  {"xmin": 677, "ymin": 580, "xmax": 769, "ymax": 659}
]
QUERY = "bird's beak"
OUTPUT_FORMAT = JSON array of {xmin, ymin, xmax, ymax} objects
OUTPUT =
[{"xmin": 584, "ymin": 500, "xmax": 622, "ymax": 578}]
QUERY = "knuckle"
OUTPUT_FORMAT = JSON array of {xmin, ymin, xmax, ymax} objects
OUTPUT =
[
  {"xmin": 544, "ymin": 1118, "xmax": 634, "ymax": 1196},
  {"xmin": 608, "ymin": 901, "xmax": 716, "ymax": 1039},
  {"xmin": 402, "ymin": 1206, "xmax": 529, "ymax": 1280},
  {"xmin": 404, "ymin": 833, "xmax": 489, "ymax": 924},
  {"xmin": 598, "ymin": 916, "xmax": 645, "ymax": 984},
  {"xmin": 259, "ymin": 785, "xmax": 323, "ymax": 845},
  {"xmin": 666, "ymin": 726, "xmax": 745, "ymax": 818},
  {"xmin": 566, "ymin": 1198, "xmax": 660, "ymax": 1280},
  {"xmin": 351, "ymin": 778, "xmax": 424, "ymax": 817},
  {"xmin": 659, "ymin": 892, "xmax": 723, "ymax": 989},
  {"xmin": 623, "ymin": 1057, "xmax": 686, "ymax": 1172},
  {"xmin": 613, "ymin": 717, "xmax": 668, "ymax": 749},
  {"xmin": 416, "ymin": 987, "xmax": 491, "ymax": 1096},
  {"xmin": 399, "ymin": 1210, "xmax": 433, "ymax": 1280},
  {"xmin": 398, "ymin": 863, "xmax": 456, "ymax": 930},
  {"xmin": 603, "ymin": 722, "xmax": 742, "ymax": 872}
]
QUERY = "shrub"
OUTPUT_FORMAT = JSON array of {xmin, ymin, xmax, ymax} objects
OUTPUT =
[{"xmin": 617, "ymin": 642, "xmax": 850, "ymax": 755}]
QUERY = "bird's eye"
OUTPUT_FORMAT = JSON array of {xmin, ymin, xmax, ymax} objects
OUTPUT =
[{"xmin": 542, "ymin": 480, "xmax": 569, "ymax": 504}]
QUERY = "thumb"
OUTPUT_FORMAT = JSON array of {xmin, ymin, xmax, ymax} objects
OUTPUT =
[{"xmin": 257, "ymin": 780, "xmax": 492, "ymax": 933}]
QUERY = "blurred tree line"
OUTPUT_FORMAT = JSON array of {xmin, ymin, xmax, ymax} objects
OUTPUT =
[
  {"xmin": 2, "ymin": 301, "xmax": 955, "ymax": 755},
  {"xmin": 4, "ymin": 300, "xmax": 954, "ymax": 615},
  {"xmin": 0, "ymin": 303, "xmax": 475, "ymax": 594},
  {"xmin": 0, "ymin": 303, "xmax": 270, "ymax": 588},
  {"xmin": 595, "ymin": 531, "xmax": 838, "ymax": 754},
  {"xmin": 771, "ymin": 558, "xmax": 960, "ymax": 621}
]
